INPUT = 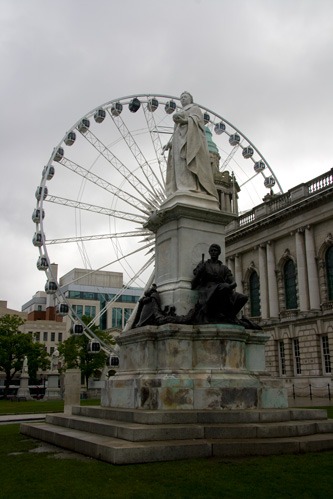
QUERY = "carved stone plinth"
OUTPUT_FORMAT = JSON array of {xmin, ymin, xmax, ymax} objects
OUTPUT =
[
  {"xmin": 16, "ymin": 374, "xmax": 33, "ymax": 400},
  {"xmin": 64, "ymin": 369, "xmax": 81, "ymax": 414},
  {"xmin": 146, "ymin": 198, "xmax": 237, "ymax": 316},
  {"xmin": 101, "ymin": 324, "xmax": 287, "ymax": 411},
  {"xmin": 44, "ymin": 372, "xmax": 61, "ymax": 401}
]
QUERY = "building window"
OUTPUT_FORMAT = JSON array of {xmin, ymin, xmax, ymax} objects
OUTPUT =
[
  {"xmin": 112, "ymin": 308, "xmax": 123, "ymax": 329},
  {"xmin": 326, "ymin": 247, "xmax": 333, "ymax": 300},
  {"xmin": 249, "ymin": 272, "xmax": 260, "ymax": 317},
  {"xmin": 50, "ymin": 347, "xmax": 55, "ymax": 355},
  {"xmin": 100, "ymin": 299, "xmax": 107, "ymax": 330},
  {"xmin": 279, "ymin": 341, "xmax": 286, "ymax": 375},
  {"xmin": 35, "ymin": 332, "xmax": 40, "ymax": 341},
  {"xmin": 293, "ymin": 338, "xmax": 301, "ymax": 374},
  {"xmin": 284, "ymin": 260, "xmax": 298, "ymax": 309},
  {"xmin": 72, "ymin": 305, "xmax": 83, "ymax": 318},
  {"xmin": 124, "ymin": 308, "xmax": 133, "ymax": 325},
  {"xmin": 322, "ymin": 335, "xmax": 331, "ymax": 374},
  {"xmin": 58, "ymin": 332, "xmax": 63, "ymax": 342},
  {"xmin": 51, "ymin": 332, "xmax": 55, "ymax": 341},
  {"xmin": 37, "ymin": 305, "xmax": 42, "ymax": 311},
  {"xmin": 84, "ymin": 306, "xmax": 96, "ymax": 318},
  {"xmin": 43, "ymin": 332, "xmax": 48, "ymax": 342},
  {"xmin": 122, "ymin": 295, "xmax": 134, "ymax": 303}
]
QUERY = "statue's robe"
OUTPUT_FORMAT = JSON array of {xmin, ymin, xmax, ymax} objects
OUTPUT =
[{"xmin": 166, "ymin": 104, "xmax": 218, "ymax": 199}]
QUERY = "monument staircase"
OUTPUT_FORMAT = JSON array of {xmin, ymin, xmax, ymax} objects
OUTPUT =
[{"xmin": 21, "ymin": 405, "xmax": 333, "ymax": 465}]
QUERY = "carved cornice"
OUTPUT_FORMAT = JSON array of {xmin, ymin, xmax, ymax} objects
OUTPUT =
[{"xmin": 145, "ymin": 203, "xmax": 236, "ymax": 232}]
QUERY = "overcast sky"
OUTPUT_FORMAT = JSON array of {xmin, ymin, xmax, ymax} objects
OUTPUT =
[{"xmin": 1, "ymin": 0, "xmax": 333, "ymax": 311}]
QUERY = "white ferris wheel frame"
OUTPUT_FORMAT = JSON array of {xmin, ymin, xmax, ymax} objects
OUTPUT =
[{"xmin": 34, "ymin": 93, "xmax": 283, "ymax": 354}]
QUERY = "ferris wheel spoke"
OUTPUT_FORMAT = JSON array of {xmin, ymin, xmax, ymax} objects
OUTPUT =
[
  {"xmin": 239, "ymin": 171, "xmax": 261, "ymax": 188},
  {"xmin": 77, "ymin": 240, "xmax": 92, "ymax": 269},
  {"xmin": 46, "ymin": 195, "xmax": 147, "ymax": 224},
  {"xmin": 46, "ymin": 229, "xmax": 152, "ymax": 245},
  {"xmin": 108, "ymin": 110, "xmax": 166, "ymax": 200},
  {"xmin": 220, "ymin": 143, "xmax": 243, "ymax": 171},
  {"xmin": 77, "ymin": 128, "xmax": 161, "ymax": 209},
  {"xmin": 142, "ymin": 104, "xmax": 167, "ymax": 186},
  {"xmin": 60, "ymin": 241, "xmax": 155, "ymax": 287},
  {"xmin": 58, "ymin": 156, "xmax": 155, "ymax": 215}
]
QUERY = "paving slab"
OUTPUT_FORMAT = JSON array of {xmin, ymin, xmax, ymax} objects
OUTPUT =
[{"xmin": 0, "ymin": 413, "xmax": 46, "ymax": 424}]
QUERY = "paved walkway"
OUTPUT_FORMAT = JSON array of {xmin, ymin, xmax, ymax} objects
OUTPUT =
[{"xmin": 0, "ymin": 413, "xmax": 46, "ymax": 425}]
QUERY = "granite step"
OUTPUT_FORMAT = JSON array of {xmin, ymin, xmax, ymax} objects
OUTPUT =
[
  {"xmin": 73, "ymin": 406, "xmax": 328, "ymax": 425},
  {"xmin": 45, "ymin": 414, "xmax": 205, "ymax": 441},
  {"xmin": 20, "ymin": 421, "xmax": 333, "ymax": 464},
  {"xmin": 46, "ymin": 413, "xmax": 333, "ymax": 442},
  {"xmin": 20, "ymin": 422, "xmax": 211, "ymax": 464}
]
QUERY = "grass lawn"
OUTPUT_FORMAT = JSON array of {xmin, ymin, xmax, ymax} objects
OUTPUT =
[
  {"xmin": 1, "ymin": 424, "xmax": 332, "ymax": 499},
  {"xmin": 0, "ymin": 398, "xmax": 100, "ymax": 415}
]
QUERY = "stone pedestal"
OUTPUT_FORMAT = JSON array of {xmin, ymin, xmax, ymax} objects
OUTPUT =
[
  {"xmin": 101, "ymin": 324, "xmax": 287, "ymax": 411},
  {"xmin": 64, "ymin": 369, "xmax": 81, "ymax": 414},
  {"xmin": 16, "ymin": 374, "xmax": 33, "ymax": 400},
  {"xmin": 146, "ymin": 196, "xmax": 236, "ymax": 316},
  {"xmin": 44, "ymin": 373, "xmax": 62, "ymax": 401}
]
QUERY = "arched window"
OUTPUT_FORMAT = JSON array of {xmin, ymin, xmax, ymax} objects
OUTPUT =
[
  {"xmin": 249, "ymin": 271, "xmax": 260, "ymax": 317},
  {"xmin": 284, "ymin": 259, "xmax": 297, "ymax": 309},
  {"xmin": 325, "ymin": 246, "xmax": 333, "ymax": 300}
]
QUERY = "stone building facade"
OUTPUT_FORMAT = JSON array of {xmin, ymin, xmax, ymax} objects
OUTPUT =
[{"xmin": 225, "ymin": 169, "xmax": 333, "ymax": 398}]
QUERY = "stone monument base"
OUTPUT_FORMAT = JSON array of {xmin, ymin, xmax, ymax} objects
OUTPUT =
[
  {"xmin": 101, "ymin": 324, "xmax": 287, "ymax": 411},
  {"xmin": 16, "ymin": 374, "xmax": 33, "ymax": 400},
  {"xmin": 64, "ymin": 368, "xmax": 81, "ymax": 414},
  {"xmin": 44, "ymin": 373, "xmax": 62, "ymax": 401}
]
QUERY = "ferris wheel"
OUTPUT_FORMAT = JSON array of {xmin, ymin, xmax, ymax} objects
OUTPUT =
[{"xmin": 32, "ymin": 93, "xmax": 283, "ymax": 352}]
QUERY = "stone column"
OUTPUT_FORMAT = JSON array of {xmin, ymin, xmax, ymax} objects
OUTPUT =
[
  {"xmin": 235, "ymin": 254, "xmax": 243, "ymax": 294},
  {"xmin": 223, "ymin": 192, "xmax": 231, "ymax": 212},
  {"xmin": 266, "ymin": 241, "xmax": 279, "ymax": 318},
  {"xmin": 64, "ymin": 369, "xmax": 81, "ymax": 415},
  {"xmin": 295, "ymin": 228, "xmax": 309, "ymax": 311},
  {"xmin": 305, "ymin": 225, "xmax": 320, "ymax": 310},
  {"xmin": 231, "ymin": 174, "xmax": 238, "ymax": 215},
  {"xmin": 227, "ymin": 256, "xmax": 235, "ymax": 279},
  {"xmin": 259, "ymin": 245, "xmax": 268, "ymax": 319}
]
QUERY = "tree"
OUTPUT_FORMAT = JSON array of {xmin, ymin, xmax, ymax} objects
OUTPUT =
[
  {"xmin": 58, "ymin": 316, "xmax": 115, "ymax": 390},
  {"xmin": 0, "ymin": 314, "xmax": 50, "ymax": 397}
]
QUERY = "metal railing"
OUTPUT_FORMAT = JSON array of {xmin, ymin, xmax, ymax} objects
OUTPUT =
[{"xmin": 289, "ymin": 382, "xmax": 332, "ymax": 401}]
